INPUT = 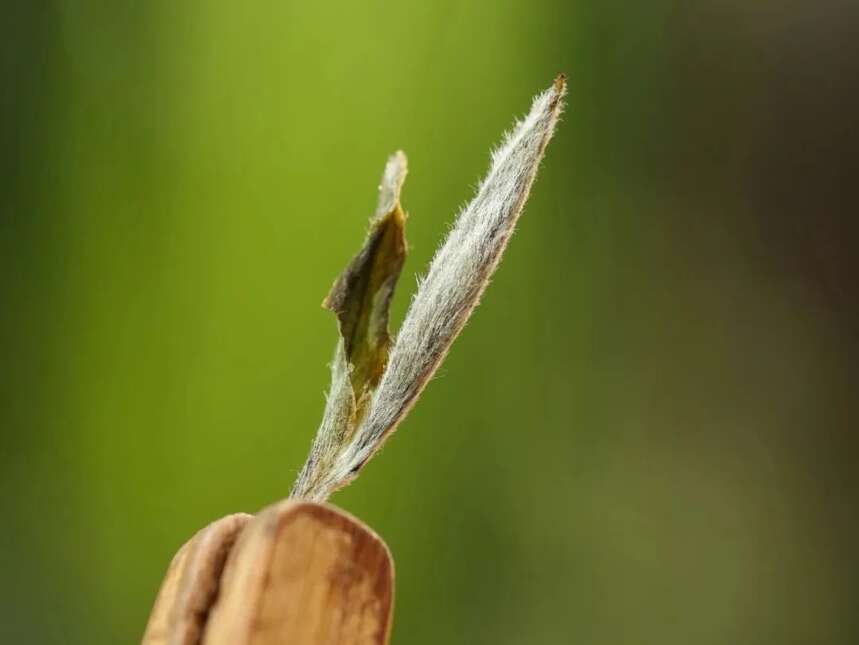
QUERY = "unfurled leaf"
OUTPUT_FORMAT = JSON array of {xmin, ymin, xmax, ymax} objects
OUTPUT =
[{"xmin": 323, "ymin": 151, "xmax": 407, "ymax": 411}]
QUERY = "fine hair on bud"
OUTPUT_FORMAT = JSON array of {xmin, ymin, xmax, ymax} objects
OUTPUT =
[{"xmin": 292, "ymin": 77, "xmax": 566, "ymax": 501}]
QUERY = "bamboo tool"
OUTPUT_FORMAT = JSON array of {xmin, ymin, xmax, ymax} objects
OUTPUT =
[
  {"xmin": 142, "ymin": 501, "xmax": 394, "ymax": 645},
  {"xmin": 143, "ymin": 77, "xmax": 564, "ymax": 643}
]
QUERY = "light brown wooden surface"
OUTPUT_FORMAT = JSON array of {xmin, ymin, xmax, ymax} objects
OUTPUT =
[
  {"xmin": 142, "ymin": 502, "xmax": 394, "ymax": 645},
  {"xmin": 143, "ymin": 513, "xmax": 252, "ymax": 645}
]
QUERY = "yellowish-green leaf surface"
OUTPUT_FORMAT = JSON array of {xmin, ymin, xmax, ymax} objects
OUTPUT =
[{"xmin": 323, "ymin": 196, "xmax": 406, "ymax": 422}]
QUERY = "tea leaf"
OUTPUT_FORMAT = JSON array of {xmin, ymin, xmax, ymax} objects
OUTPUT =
[
  {"xmin": 293, "ymin": 77, "xmax": 566, "ymax": 500},
  {"xmin": 291, "ymin": 152, "xmax": 408, "ymax": 499},
  {"xmin": 323, "ymin": 151, "xmax": 408, "ymax": 409}
]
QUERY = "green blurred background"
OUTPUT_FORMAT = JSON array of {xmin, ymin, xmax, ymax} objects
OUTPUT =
[{"xmin": 2, "ymin": 1, "xmax": 857, "ymax": 643}]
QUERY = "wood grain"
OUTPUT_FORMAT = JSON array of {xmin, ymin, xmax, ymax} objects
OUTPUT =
[
  {"xmin": 202, "ymin": 501, "xmax": 394, "ymax": 645},
  {"xmin": 143, "ymin": 513, "xmax": 252, "ymax": 645},
  {"xmin": 142, "ymin": 502, "xmax": 394, "ymax": 645}
]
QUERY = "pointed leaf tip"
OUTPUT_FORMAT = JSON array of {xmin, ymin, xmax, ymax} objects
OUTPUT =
[
  {"xmin": 323, "ymin": 153, "xmax": 408, "ymax": 399},
  {"xmin": 375, "ymin": 151, "xmax": 408, "ymax": 219}
]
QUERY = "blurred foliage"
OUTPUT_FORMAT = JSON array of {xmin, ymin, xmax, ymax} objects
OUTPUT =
[{"xmin": 2, "ymin": 1, "xmax": 857, "ymax": 643}]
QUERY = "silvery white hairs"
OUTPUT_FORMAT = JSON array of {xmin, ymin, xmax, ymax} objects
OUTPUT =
[
  {"xmin": 290, "ymin": 152, "xmax": 409, "ymax": 501},
  {"xmin": 292, "ymin": 76, "xmax": 566, "ymax": 501}
]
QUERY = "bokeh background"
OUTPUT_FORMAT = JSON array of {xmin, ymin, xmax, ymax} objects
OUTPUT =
[{"xmin": 2, "ymin": 1, "xmax": 857, "ymax": 643}]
